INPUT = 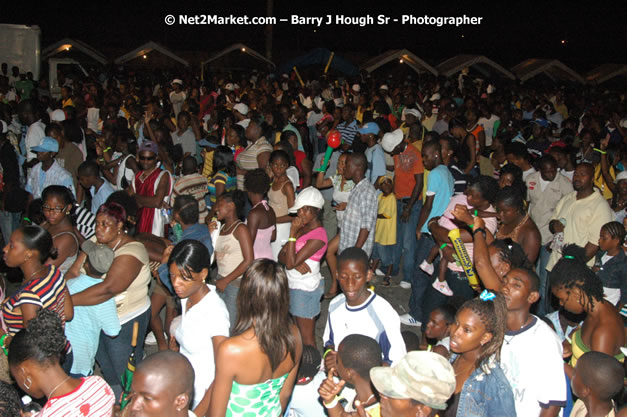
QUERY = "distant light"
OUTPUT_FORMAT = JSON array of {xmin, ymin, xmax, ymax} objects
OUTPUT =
[
  {"xmin": 241, "ymin": 47, "xmax": 246, "ymax": 52},
  {"xmin": 399, "ymin": 59, "xmax": 404, "ymax": 64},
  {"xmin": 461, "ymin": 34, "xmax": 465, "ymax": 38},
  {"xmin": 143, "ymin": 54, "xmax": 147, "ymax": 59},
  {"xmin": 561, "ymin": 39, "xmax": 566, "ymax": 44},
  {"xmin": 313, "ymin": 29, "xmax": 317, "ymax": 33}
]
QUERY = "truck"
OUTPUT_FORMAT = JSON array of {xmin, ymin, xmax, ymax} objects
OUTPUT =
[{"xmin": 0, "ymin": 24, "xmax": 41, "ymax": 80}]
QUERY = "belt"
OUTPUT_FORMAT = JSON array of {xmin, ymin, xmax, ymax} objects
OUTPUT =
[{"xmin": 398, "ymin": 197, "xmax": 412, "ymax": 202}]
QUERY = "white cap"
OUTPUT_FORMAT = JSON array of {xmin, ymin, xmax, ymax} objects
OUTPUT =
[
  {"xmin": 51, "ymin": 109, "xmax": 66, "ymax": 122},
  {"xmin": 224, "ymin": 83, "xmax": 235, "ymax": 91},
  {"xmin": 314, "ymin": 97, "xmax": 324, "ymax": 111},
  {"xmin": 0, "ymin": 120, "xmax": 8, "ymax": 134},
  {"xmin": 381, "ymin": 129, "xmax": 404, "ymax": 153},
  {"xmin": 301, "ymin": 96, "xmax": 313, "ymax": 109},
  {"xmin": 429, "ymin": 93, "xmax": 441, "ymax": 101},
  {"xmin": 289, "ymin": 187, "xmax": 325, "ymax": 213},
  {"xmin": 405, "ymin": 108, "xmax": 421, "ymax": 119},
  {"xmin": 233, "ymin": 103, "xmax": 249, "ymax": 116},
  {"xmin": 379, "ymin": 84, "xmax": 389, "ymax": 90},
  {"xmin": 615, "ymin": 170, "xmax": 627, "ymax": 183},
  {"xmin": 171, "ymin": 79, "xmax": 183, "ymax": 86},
  {"xmin": 352, "ymin": 84, "xmax": 361, "ymax": 93}
]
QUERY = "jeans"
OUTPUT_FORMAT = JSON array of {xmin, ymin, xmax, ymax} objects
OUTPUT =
[
  {"xmin": 0, "ymin": 211, "xmax": 21, "ymax": 245},
  {"xmin": 421, "ymin": 268, "xmax": 476, "ymax": 327},
  {"xmin": 96, "ymin": 307, "xmax": 151, "ymax": 400},
  {"xmin": 534, "ymin": 244, "xmax": 552, "ymax": 317},
  {"xmin": 372, "ymin": 243, "xmax": 395, "ymax": 268},
  {"xmin": 408, "ymin": 234, "xmax": 436, "ymax": 323},
  {"xmin": 218, "ymin": 282, "xmax": 239, "ymax": 331},
  {"xmin": 393, "ymin": 199, "xmax": 422, "ymax": 282}
]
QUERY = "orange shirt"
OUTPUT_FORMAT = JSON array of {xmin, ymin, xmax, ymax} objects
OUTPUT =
[{"xmin": 393, "ymin": 141, "xmax": 424, "ymax": 199}]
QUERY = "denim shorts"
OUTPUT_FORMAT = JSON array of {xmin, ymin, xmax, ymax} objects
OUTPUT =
[
  {"xmin": 372, "ymin": 243, "xmax": 395, "ymax": 267},
  {"xmin": 289, "ymin": 284, "xmax": 324, "ymax": 319}
]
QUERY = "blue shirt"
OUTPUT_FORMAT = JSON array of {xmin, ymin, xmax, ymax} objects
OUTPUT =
[
  {"xmin": 421, "ymin": 164, "xmax": 454, "ymax": 233},
  {"xmin": 90, "ymin": 179, "xmax": 115, "ymax": 214},
  {"xmin": 158, "ymin": 223, "xmax": 213, "ymax": 294},
  {"xmin": 65, "ymin": 275, "xmax": 121, "ymax": 376},
  {"xmin": 365, "ymin": 144, "xmax": 386, "ymax": 185},
  {"xmin": 455, "ymin": 361, "xmax": 517, "ymax": 417}
]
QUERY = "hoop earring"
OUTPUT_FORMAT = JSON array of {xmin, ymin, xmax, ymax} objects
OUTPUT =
[{"xmin": 24, "ymin": 376, "xmax": 32, "ymax": 390}]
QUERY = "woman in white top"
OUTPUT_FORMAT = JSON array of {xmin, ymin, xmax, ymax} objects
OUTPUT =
[{"xmin": 166, "ymin": 240, "xmax": 230, "ymax": 416}]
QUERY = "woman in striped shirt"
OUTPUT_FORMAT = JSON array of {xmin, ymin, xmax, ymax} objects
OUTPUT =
[{"xmin": 1, "ymin": 225, "xmax": 73, "ymax": 371}]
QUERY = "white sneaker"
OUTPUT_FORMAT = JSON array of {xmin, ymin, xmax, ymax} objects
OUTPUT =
[
  {"xmin": 419, "ymin": 260, "xmax": 435, "ymax": 275},
  {"xmin": 375, "ymin": 268, "xmax": 386, "ymax": 276},
  {"xmin": 432, "ymin": 280, "xmax": 454, "ymax": 296},
  {"xmin": 144, "ymin": 331, "xmax": 157, "ymax": 345},
  {"xmin": 399, "ymin": 313, "xmax": 421, "ymax": 327},
  {"xmin": 399, "ymin": 281, "xmax": 411, "ymax": 289}
]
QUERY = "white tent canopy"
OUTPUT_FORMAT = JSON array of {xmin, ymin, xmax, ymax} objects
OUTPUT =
[
  {"xmin": 360, "ymin": 49, "xmax": 438, "ymax": 76},
  {"xmin": 43, "ymin": 38, "xmax": 107, "ymax": 65},
  {"xmin": 114, "ymin": 41, "xmax": 189, "ymax": 66},
  {"xmin": 202, "ymin": 43, "xmax": 274, "ymax": 67},
  {"xmin": 511, "ymin": 59, "xmax": 584, "ymax": 83},
  {"xmin": 586, "ymin": 64, "xmax": 627, "ymax": 85},
  {"xmin": 436, "ymin": 55, "xmax": 515, "ymax": 80}
]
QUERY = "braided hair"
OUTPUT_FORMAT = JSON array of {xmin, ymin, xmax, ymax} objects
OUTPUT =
[
  {"xmin": 491, "ymin": 239, "xmax": 533, "ymax": 270},
  {"xmin": 549, "ymin": 245, "xmax": 604, "ymax": 312},
  {"xmin": 601, "ymin": 221, "xmax": 626, "ymax": 245},
  {"xmin": 457, "ymin": 293, "xmax": 508, "ymax": 372}
]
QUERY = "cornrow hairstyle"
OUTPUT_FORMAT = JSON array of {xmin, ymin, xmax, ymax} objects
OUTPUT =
[
  {"xmin": 8, "ymin": 309, "xmax": 66, "ymax": 366},
  {"xmin": 297, "ymin": 345, "xmax": 321, "ymax": 380},
  {"xmin": 491, "ymin": 239, "xmax": 533, "ymax": 270},
  {"xmin": 458, "ymin": 293, "xmax": 508, "ymax": 372},
  {"xmin": 549, "ymin": 245, "xmax": 604, "ymax": 311},
  {"xmin": 601, "ymin": 221, "xmax": 626, "ymax": 245}
]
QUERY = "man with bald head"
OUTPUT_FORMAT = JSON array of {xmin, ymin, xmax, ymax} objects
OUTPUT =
[
  {"xmin": 337, "ymin": 152, "xmax": 378, "ymax": 257},
  {"xmin": 129, "ymin": 351, "xmax": 196, "ymax": 417},
  {"xmin": 546, "ymin": 163, "xmax": 614, "ymax": 272}
]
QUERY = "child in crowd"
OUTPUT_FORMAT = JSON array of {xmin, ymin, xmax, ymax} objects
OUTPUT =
[
  {"xmin": 421, "ymin": 304, "xmax": 456, "ymax": 359},
  {"xmin": 593, "ymin": 221, "xmax": 626, "ymax": 306},
  {"xmin": 207, "ymin": 145, "xmax": 237, "ymax": 219},
  {"xmin": 570, "ymin": 351, "xmax": 624, "ymax": 417},
  {"xmin": 372, "ymin": 176, "xmax": 396, "ymax": 286},
  {"xmin": 64, "ymin": 240, "xmax": 121, "ymax": 377},
  {"xmin": 323, "ymin": 247, "xmax": 406, "ymax": 372},
  {"xmin": 318, "ymin": 334, "xmax": 382, "ymax": 417},
  {"xmin": 287, "ymin": 346, "xmax": 327, "ymax": 417},
  {"xmin": 268, "ymin": 150, "xmax": 296, "ymax": 260}
]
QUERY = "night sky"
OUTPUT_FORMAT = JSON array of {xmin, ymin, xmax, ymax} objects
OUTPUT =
[{"xmin": 3, "ymin": 1, "xmax": 626, "ymax": 71}]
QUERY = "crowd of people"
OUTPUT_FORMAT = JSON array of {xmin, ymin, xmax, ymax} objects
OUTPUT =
[{"xmin": 0, "ymin": 60, "xmax": 626, "ymax": 417}]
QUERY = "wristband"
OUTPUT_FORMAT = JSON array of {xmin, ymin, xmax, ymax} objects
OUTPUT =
[
  {"xmin": 22, "ymin": 216, "xmax": 31, "ymax": 223},
  {"xmin": 474, "ymin": 210, "xmax": 478, "ymax": 216},
  {"xmin": 323, "ymin": 348, "xmax": 333, "ymax": 359},
  {"xmin": 288, "ymin": 237, "xmax": 297, "ymax": 242},
  {"xmin": 439, "ymin": 243, "xmax": 448, "ymax": 250},
  {"xmin": 473, "ymin": 228, "xmax": 486, "ymax": 238},
  {"xmin": 468, "ymin": 224, "xmax": 474, "ymax": 229},
  {"xmin": 324, "ymin": 396, "xmax": 340, "ymax": 409},
  {"xmin": 0, "ymin": 334, "xmax": 8, "ymax": 356},
  {"xmin": 103, "ymin": 146, "xmax": 112, "ymax": 153},
  {"xmin": 593, "ymin": 148, "xmax": 606, "ymax": 155}
]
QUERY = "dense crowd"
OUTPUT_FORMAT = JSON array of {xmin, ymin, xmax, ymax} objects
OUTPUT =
[{"xmin": 0, "ymin": 61, "xmax": 626, "ymax": 417}]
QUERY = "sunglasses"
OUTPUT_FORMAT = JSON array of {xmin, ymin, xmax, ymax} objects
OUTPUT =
[
  {"xmin": 42, "ymin": 206, "xmax": 66, "ymax": 213},
  {"xmin": 139, "ymin": 156, "xmax": 156, "ymax": 161}
]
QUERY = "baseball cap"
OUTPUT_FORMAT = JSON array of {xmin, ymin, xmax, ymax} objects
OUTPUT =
[
  {"xmin": 82, "ymin": 240, "xmax": 115, "ymax": 275},
  {"xmin": 171, "ymin": 79, "xmax": 183, "ymax": 86},
  {"xmin": 379, "ymin": 84, "xmax": 389, "ymax": 91},
  {"xmin": 224, "ymin": 83, "xmax": 235, "ymax": 91},
  {"xmin": 405, "ymin": 108, "xmax": 421, "ymax": 119},
  {"xmin": 532, "ymin": 118, "xmax": 550, "ymax": 128},
  {"xmin": 31, "ymin": 136, "xmax": 59, "ymax": 153},
  {"xmin": 381, "ymin": 129, "xmax": 404, "ymax": 153},
  {"xmin": 50, "ymin": 109, "xmax": 66, "ymax": 122},
  {"xmin": 138, "ymin": 140, "xmax": 159, "ymax": 155},
  {"xmin": 615, "ymin": 170, "xmax": 627, "ymax": 183},
  {"xmin": 370, "ymin": 351, "xmax": 455, "ymax": 410},
  {"xmin": 233, "ymin": 103, "xmax": 249, "ymax": 116},
  {"xmin": 289, "ymin": 187, "xmax": 325, "ymax": 214},
  {"xmin": 351, "ymin": 84, "xmax": 361, "ymax": 93},
  {"xmin": 358, "ymin": 122, "xmax": 380, "ymax": 136}
]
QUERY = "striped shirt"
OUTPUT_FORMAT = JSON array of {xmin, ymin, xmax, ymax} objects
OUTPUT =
[
  {"xmin": 3, "ymin": 265, "xmax": 67, "ymax": 337},
  {"xmin": 447, "ymin": 163, "xmax": 468, "ymax": 195},
  {"xmin": 74, "ymin": 206, "xmax": 96, "ymax": 240},
  {"xmin": 173, "ymin": 173, "xmax": 210, "ymax": 223},
  {"xmin": 40, "ymin": 376, "xmax": 115, "ymax": 417},
  {"xmin": 208, "ymin": 171, "xmax": 237, "ymax": 205},
  {"xmin": 336, "ymin": 120, "xmax": 359, "ymax": 146}
]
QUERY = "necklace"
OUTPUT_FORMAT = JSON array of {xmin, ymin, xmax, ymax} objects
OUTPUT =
[
  {"xmin": 504, "ymin": 315, "xmax": 533, "ymax": 345},
  {"xmin": 222, "ymin": 220, "xmax": 240, "ymax": 235},
  {"xmin": 28, "ymin": 266, "xmax": 45, "ymax": 281},
  {"xmin": 111, "ymin": 235, "xmax": 126, "ymax": 252},
  {"xmin": 48, "ymin": 375, "xmax": 71, "ymax": 398}
]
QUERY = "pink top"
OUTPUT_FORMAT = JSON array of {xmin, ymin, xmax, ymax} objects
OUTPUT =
[
  {"xmin": 249, "ymin": 200, "xmax": 275, "ymax": 260},
  {"xmin": 296, "ymin": 227, "xmax": 328, "ymax": 261}
]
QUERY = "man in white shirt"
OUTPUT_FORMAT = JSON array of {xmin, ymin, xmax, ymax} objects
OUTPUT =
[
  {"xmin": 505, "ymin": 142, "xmax": 536, "ymax": 181},
  {"xmin": 171, "ymin": 111, "xmax": 197, "ymax": 158},
  {"xmin": 169, "ymin": 79, "xmax": 186, "ymax": 118},
  {"xmin": 478, "ymin": 103, "xmax": 500, "ymax": 148},
  {"xmin": 18, "ymin": 99, "xmax": 46, "ymax": 169},
  {"xmin": 526, "ymin": 155, "xmax": 573, "ymax": 315}
]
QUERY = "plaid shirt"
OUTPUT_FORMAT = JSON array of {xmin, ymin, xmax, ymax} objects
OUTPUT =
[{"xmin": 339, "ymin": 178, "xmax": 378, "ymax": 256}]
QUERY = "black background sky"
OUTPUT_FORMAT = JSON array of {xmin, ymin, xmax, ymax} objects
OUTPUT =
[{"xmin": 3, "ymin": 1, "xmax": 626, "ymax": 71}]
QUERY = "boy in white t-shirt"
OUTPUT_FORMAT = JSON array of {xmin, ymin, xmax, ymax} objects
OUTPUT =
[{"xmin": 322, "ymin": 247, "xmax": 406, "ymax": 371}]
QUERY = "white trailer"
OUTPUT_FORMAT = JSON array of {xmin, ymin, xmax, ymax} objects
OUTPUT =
[{"xmin": 0, "ymin": 24, "xmax": 41, "ymax": 80}]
